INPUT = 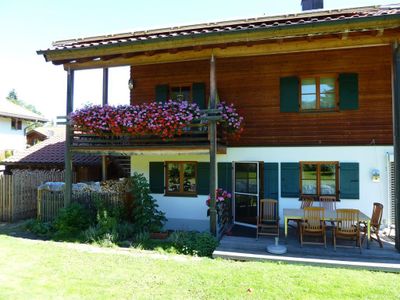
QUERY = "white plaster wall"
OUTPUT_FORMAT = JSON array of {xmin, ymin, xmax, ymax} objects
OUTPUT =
[
  {"xmin": 131, "ymin": 154, "xmax": 211, "ymax": 231},
  {"xmin": 0, "ymin": 117, "xmax": 28, "ymax": 151},
  {"xmin": 131, "ymin": 146, "xmax": 393, "ymax": 229}
]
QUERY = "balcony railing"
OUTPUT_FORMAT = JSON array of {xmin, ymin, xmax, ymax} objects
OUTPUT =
[{"xmin": 69, "ymin": 122, "xmax": 227, "ymax": 151}]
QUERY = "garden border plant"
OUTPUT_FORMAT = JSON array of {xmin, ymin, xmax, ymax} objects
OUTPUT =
[{"xmin": 25, "ymin": 173, "xmax": 219, "ymax": 256}]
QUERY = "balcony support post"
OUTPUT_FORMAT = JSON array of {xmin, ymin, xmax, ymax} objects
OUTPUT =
[
  {"xmin": 65, "ymin": 68, "xmax": 74, "ymax": 207},
  {"xmin": 392, "ymin": 43, "xmax": 400, "ymax": 251},
  {"xmin": 209, "ymin": 54, "xmax": 217, "ymax": 236},
  {"xmin": 102, "ymin": 68, "xmax": 109, "ymax": 181}
]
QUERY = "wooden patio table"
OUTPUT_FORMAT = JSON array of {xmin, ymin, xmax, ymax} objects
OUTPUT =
[{"xmin": 283, "ymin": 208, "xmax": 371, "ymax": 248}]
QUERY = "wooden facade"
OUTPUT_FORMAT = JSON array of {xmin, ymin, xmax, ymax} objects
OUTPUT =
[{"xmin": 132, "ymin": 45, "xmax": 393, "ymax": 147}]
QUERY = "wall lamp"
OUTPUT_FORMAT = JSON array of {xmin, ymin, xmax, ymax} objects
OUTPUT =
[
  {"xmin": 128, "ymin": 78, "xmax": 135, "ymax": 90},
  {"xmin": 371, "ymin": 169, "xmax": 380, "ymax": 182}
]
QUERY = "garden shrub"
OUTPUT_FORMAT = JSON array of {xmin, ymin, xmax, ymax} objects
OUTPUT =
[
  {"xmin": 83, "ymin": 210, "xmax": 119, "ymax": 244},
  {"xmin": 25, "ymin": 219, "xmax": 53, "ymax": 237},
  {"xmin": 133, "ymin": 231, "xmax": 150, "ymax": 244},
  {"xmin": 53, "ymin": 202, "xmax": 91, "ymax": 237},
  {"xmin": 169, "ymin": 231, "xmax": 218, "ymax": 257},
  {"xmin": 116, "ymin": 222, "xmax": 136, "ymax": 241},
  {"xmin": 128, "ymin": 173, "xmax": 167, "ymax": 233},
  {"xmin": 192, "ymin": 232, "xmax": 219, "ymax": 257}
]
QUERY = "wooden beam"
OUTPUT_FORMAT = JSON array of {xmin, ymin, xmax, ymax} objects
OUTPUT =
[
  {"xmin": 376, "ymin": 28, "xmax": 385, "ymax": 37},
  {"xmin": 102, "ymin": 68, "xmax": 109, "ymax": 181},
  {"xmin": 102, "ymin": 68, "xmax": 108, "ymax": 105},
  {"xmin": 63, "ymin": 33, "xmax": 398, "ymax": 70},
  {"xmin": 101, "ymin": 156, "xmax": 107, "ymax": 181},
  {"xmin": 341, "ymin": 30, "xmax": 349, "ymax": 40},
  {"xmin": 44, "ymin": 17, "xmax": 400, "ymax": 62},
  {"xmin": 193, "ymin": 45, "xmax": 203, "ymax": 51},
  {"xmin": 65, "ymin": 69, "xmax": 74, "ymax": 206},
  {"xmin": 168, "ymin": 48, "xmax": 179, "ymax": 54},
  {"xmin": 70, "ymin": 145, "xmax": 227, "ymax": 155},
  {"xmin": 209, "ymin": 54, "xmax": 218, "ymax": 237},
  {"xmin": 392, "ymin": 43, "xmax": 400, "ymax": 252}
]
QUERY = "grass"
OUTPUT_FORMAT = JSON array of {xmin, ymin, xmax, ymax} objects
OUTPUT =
[{"xmin": 0, "ymin": 234, "xmax": 399, "ymax": 300}]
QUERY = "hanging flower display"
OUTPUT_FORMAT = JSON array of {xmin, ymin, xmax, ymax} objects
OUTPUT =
[
  {"xmin": 205, "ymin": 188, "xmax": 232, "ymax": 207},
  {"xmin": 217, "ymin": 101, "xmax": 244, "ymax": 137},
  {"xmin": 70, "ymin": 100, "xmax": 243, "ymax": 138}
]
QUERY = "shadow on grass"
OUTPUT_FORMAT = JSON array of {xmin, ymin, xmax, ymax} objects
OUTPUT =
[{"xmin": 0, "ymin": 220, "xmax": 179, "ymax": 254}]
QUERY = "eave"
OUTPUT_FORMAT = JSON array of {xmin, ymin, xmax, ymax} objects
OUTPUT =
[{"xmin": 37, "ymin": 14, "xmax": 400, "ymax": 71}]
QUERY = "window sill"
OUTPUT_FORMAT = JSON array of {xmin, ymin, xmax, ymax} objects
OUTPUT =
[
  {"xmin": 299, "ymin": 109, "xmax": 338, "ymax": 114},
  {"xmin": 164, "ymin": 193, "xmax": 198, "ymax": 198}
]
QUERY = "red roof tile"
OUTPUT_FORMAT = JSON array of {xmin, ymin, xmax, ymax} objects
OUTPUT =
[
  {"xmin": 42, "ymin": 5, "xmax": 400, "ymax": 52},
  {"xmin": 1, "ymin": 133, "xmax": 100, "ymax": 166}
]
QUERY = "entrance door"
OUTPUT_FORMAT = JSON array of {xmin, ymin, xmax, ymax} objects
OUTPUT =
[{"xmin": 233, "ymin": 162, "xmax": 260, "ymax": 227}]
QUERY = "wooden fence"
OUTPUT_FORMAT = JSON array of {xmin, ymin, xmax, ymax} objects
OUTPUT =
[
  {"xmin": 38, "ymin": 190, "xmax": 125, "ymax": 222},
  {"xmin": 0, "ymin": 169, "xmax": 66, "ymax": 222},
  {"xmin": 0, "ymin": 175, "xmax": 12, "ymax": 222}
]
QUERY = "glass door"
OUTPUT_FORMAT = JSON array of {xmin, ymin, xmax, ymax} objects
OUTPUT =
[{"xmin": 233, "ymin": 162, "xmax": 259, "ymax": 227}]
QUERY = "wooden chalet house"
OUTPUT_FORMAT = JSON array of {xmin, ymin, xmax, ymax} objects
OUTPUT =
[
  {"xmin": 0, "ymin": 99, "xmax": 47, "ymax": 160},
  {"xmin": 38, "ymin": 2, "xmax": 400, "ymax": 249}
]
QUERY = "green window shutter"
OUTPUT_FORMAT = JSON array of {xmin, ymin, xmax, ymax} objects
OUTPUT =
[
  {"xmin": 192, "ymin": 82, "xmax": 206, "ymax": 109},
  {"xmin": 339, "ymin": 73, "xmax": 359, "ymax": 110},
  {"xmin": 155, "ymin": 84, "xmax": 169, "ymax": 103},
  {"xmin": 264, "ymin": 163, "xmax": 279, "ymax": 200},
  {"xmin": 218, "ymin": 162, "xmax": 232, "ymax": 193},
  {"xmin": 149, "ymin": 162, "xmax": 164, "ymax": 193},
  {"xmin": 340, "ymin": 163, "xmax": 359, "ymax": 199},
  {"xmin": 281, "ymin": 163, "xmax": 300, "ymax": 198},
  {"xmin": 280, "ymin": 76, "xmax": 299, "ymax": 112},
  {"xmin": 197, "ymin": 162, "xmax": 210, "ymax": 195}
]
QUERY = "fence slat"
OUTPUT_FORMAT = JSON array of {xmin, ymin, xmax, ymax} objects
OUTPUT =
[
  {"xmin": 37, "ymin": 190, "xmax": 124, "ymax": 222},
  {"xmin": 0, "ymin": 170, "xmax": 67, "ymax": 222}
]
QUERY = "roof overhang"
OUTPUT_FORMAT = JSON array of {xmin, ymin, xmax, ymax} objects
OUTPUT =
[
  {"xmin": 37, "ymin": 6, "xmax": 400, "ymax": 70},
  {"xmin": 0, "ymin": 112, "xmax": 48, "ymax": 122}
]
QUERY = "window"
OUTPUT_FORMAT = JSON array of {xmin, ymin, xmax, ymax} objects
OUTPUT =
[
  {"xmin": 300, "ymin": 75, "xmax": 337, "ymax": 111},
  {"xmin": 166, "ymin": 161, "xmax": 197, "ymax": 196},
  {"xmin": 11, "ymin": 118, "xmax": 22, "ymax": 130},
  {"xmin": 300, "ymin": 162, "xmax": 338, "ymax": 197},
  {"xmin": 170, "ymin": 86, "xmax": 191, "ymax": 101}
]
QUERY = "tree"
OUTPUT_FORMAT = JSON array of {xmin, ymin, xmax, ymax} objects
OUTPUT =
[
  {"xmin": 6, "ymin": 89, "xmax": 43, "ymax": 116},
  {"xmin": 7, "ymin": 89, "xmax": 18, "ymax": 101}
]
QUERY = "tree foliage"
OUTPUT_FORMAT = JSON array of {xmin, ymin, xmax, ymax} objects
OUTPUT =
[{"xmin": 6, "ymin": 89, "xmax": 43, "ymax": 116}]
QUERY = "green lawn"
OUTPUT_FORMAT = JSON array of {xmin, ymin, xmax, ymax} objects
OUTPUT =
[{"xmin": 0, "ymin": 234, "xmax": 399, "ymax": 300}]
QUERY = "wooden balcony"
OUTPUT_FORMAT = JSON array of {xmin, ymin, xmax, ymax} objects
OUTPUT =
[{"xmin": 69, "ymin": 123, "xmax": 227, "ymax": 155}]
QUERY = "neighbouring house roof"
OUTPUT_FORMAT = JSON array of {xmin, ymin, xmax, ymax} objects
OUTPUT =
[
  {"xmin": 1, "ymin": 133, "xmax": 100, "ymax": 167},
  {"xmin": 0, "ymin": 100, "xmax": 47, "ymax": 122},
  {"xmin": 27, "ymin": 126, "xmax": 65, "ymax": 138},
  {"xmin": 38, "ymin": 4, "xmax": 400, "ymax": 64}
]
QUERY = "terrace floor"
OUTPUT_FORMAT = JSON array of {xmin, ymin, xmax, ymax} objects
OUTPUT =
[{"xmin": 213, "ymin": 225, "xmax": 400, "ymax": 272}]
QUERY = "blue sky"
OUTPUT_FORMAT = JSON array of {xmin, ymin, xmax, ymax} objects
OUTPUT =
[{"xmin": 0, "ymin": 0, "xmax": 396, "ymax": 120}]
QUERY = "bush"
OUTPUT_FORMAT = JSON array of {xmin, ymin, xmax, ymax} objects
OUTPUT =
[
  {"xmin": 53, "ymin": 203, "xmax": 91, "ymax": 237},
  {"xmin": 116, "ymin": 222, "xmax": 136, "ymax": 241},
  {"xmin": 83, "ymin": 210, "xmax": 119, "ymax": 245},
  {"xmin": 128, "ymin": 173, "xmax": 167, "ymax": 233},
  {"xmin": 192, "ymin": 232, "xmax": 219, "ymax": 257},
  {"xmin": 25, "ymin": 219, "xmax": 53, "ymax": 237},
  {"xmin": 169, "ymin": 231, "xmax": 218, "ymax": 257}
]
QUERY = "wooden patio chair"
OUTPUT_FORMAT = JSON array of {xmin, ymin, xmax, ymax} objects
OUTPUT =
[
  {"xmin": 319, "ymin": 195, "xmax": 337, "ymax": 228},
  {"xmin": 361, "ymin": 202, "xmax": 383, "ymax": 248},
  {"xmin": 319, "ymin": 195, "xmax": 337, "ymax": 211},
  {"xmin": 299, "ymin": 207, "xmax": 326, "ymax": 248},
  {"xmin": 288, "ymin": 195, "xmax": 314, "ymax": 240},
  {"xmin": 333, "ymin": 209, "xmax": 362, "ymax": 253},
  {"xmin": 256, "ymin": 199, "xmax": 279, "ymax": 238}
]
